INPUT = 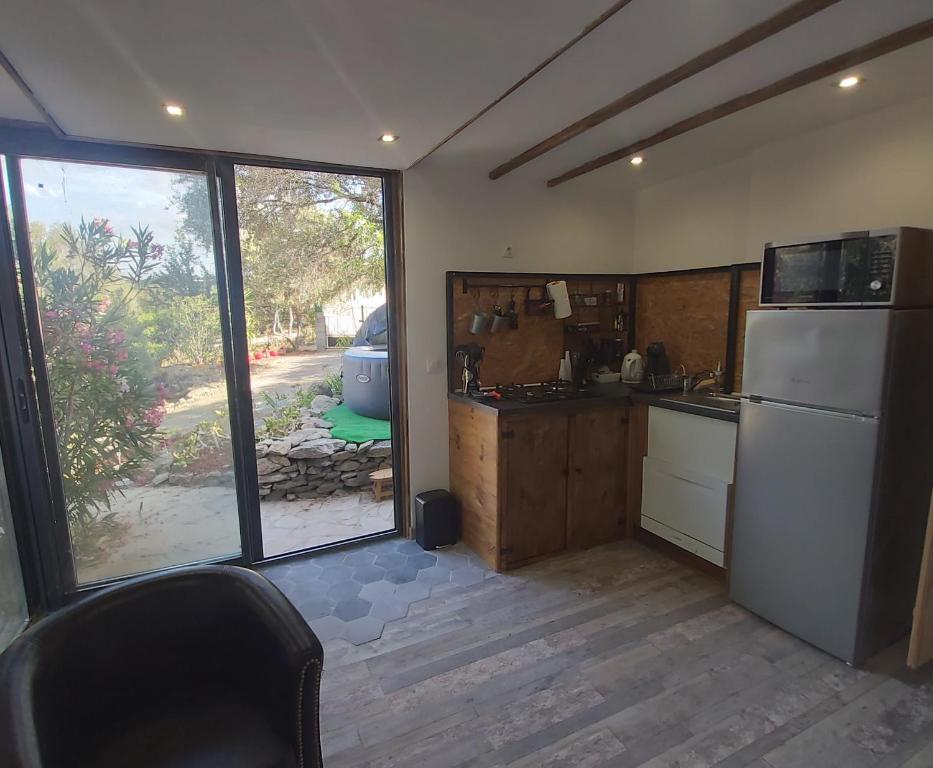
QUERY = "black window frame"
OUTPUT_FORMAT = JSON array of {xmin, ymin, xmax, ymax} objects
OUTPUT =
[{"xmin": 0, "ymin": 122, "xmax": 406, "ymax": 610}]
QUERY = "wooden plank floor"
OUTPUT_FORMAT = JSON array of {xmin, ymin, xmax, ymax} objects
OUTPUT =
[{"xmin": 315, "ymin": 541, "xmax": 933, "ymax": 767}]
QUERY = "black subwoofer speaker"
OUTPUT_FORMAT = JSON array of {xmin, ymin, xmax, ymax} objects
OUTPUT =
[{"xmin": 414, "ymin": 490, "xmax": 460, "ymax": 550}]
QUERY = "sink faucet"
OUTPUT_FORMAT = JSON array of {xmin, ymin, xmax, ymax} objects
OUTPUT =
[{"xmin": 690, "ymin": 362, "xmax": 725, "ymax": 394}]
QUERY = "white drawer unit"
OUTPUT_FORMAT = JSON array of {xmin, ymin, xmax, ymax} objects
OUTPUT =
[
  {"xmin": 641, "ymin": 406, "xmax": 737, "ymax": 566},
  {"xmin": 641, "ymin": 456, "xmax": 729, "ymax": 566}
]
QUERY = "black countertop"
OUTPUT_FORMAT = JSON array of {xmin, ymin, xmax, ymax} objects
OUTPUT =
[{"xmin": 448, "ymin": 383, "xmax": 740, "ymax": 423}]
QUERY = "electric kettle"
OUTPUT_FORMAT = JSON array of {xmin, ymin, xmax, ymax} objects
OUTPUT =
[{"xmin": 621, "ymin": 350, "xmax": 644, "ymax": 383}]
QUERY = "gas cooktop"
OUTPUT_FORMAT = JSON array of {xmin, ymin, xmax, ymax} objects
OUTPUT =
[{"xmin": 494, "ymin": 381, "xmax": 601, "ymax": 403}]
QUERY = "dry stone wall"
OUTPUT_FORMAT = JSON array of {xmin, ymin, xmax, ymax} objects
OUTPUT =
[{"xmin": 255, "ymin": 400, "xmax": 391, "ymax": 500}]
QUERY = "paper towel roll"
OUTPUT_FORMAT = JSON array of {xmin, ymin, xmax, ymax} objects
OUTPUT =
[{"xmin": 546, "ymin": 280, "xmax": 572, "ymax": 319}]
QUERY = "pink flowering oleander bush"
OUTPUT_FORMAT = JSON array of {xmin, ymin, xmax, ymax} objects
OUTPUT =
[{"xmin": 33, "ymin": 218, "xmax": 166, "ymax": 553}]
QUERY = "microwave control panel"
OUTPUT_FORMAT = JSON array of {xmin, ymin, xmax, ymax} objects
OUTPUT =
[{"xmin": 866, "ymin": 235, "xmax": 896, "ymax": 303}]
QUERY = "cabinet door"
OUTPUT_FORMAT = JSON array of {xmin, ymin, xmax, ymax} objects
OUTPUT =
[
  {"xmin": 568, "ymin": 406, "xmax": 628, "ymax": 549},
  {"xmin": 501, "ymin": 413, "xmax": 568, "ymax": 566}
]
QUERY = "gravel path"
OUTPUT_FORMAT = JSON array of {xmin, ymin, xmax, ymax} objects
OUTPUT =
[{"xmin": 161, "ymin": 350, "xmax": 343, "ymax": 434}]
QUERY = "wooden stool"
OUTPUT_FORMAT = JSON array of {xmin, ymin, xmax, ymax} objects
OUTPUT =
[{"xmin": 369, "ymin": 468, "xmax": 393, "ymax": 502}]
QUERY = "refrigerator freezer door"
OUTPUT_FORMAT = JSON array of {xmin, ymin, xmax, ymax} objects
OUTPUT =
[
  {"xmin": 742, "ymin": 309, "xmax": 891, "ymax": 415},
  {"xmin": 730, "ymin": 400, "xmax": 879, "ymax": 663}
]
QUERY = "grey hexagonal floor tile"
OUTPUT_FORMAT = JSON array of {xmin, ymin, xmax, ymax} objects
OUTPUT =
[
  {"xmin": 353, "ymin": 564, "xmax": 387, "ymax": 584},
  {"xmin": 320, "ymin": 564, "xmax": 354, "ymax": 584},
  {"xmin": 385, "ymin": 565, "xmax": 419, "ymax": 585},
  {"xmin": 373, "ymin": 552, "xmax": 406, "ymax": 570},
  {"xmin": 434, "ymin": 551, "xmax": 469, "ymax": 570},
  {"xmin": 327, "ymin": 580, "xmax": 363, "ymax": 601},
  {"xmin": 333, "ymin": 597, "xmax": 372, "ymax": 621},
  {"xmin": 407, "ymin": 552, "xmax": 438, "ymax": 570},
  {"xmin": 363, "ymin": 539, "xmax": 399, "ymax": 555},
  {"xmin": 342, "ymin": 616, "xmax": 385, "ymax": 645},
  {"xmin": 268, "ymin": 575, "xmax": 298, "ymax": 594},
  {"xmin": 311, "ymin": 550, "xmax": 348, "ymax": 566},
  {"xmin": 395, "ymin": 539, "xmax": 424, "ymax": 555},
  {"xmin": 344, "ymin": 550, "xmax": 377, "ymax": 567},
  {"xmin": 260, "ymin": 538, "xmax": 499, "ymax": 647},
  {"xmin": 295, "ymin": 596, "xmax": 335, "ymax": 620},
  {"xmin": 359, "ymin": 580, "xmax": 397, "ymax": 602},
  {"xmin": 308, "ymin": 615, "xmax": 344, "ymax": 642},
  {"xmin": 370, "ymin": 598, "xmax": 410, "ymax": 622},
  {"xmin": 300, "ymin": 578, "xmax": 331, "ymax": 594},
  {"xmin": 394, "ymin": 580, "xmax": 431, "ymax": 604},
  {"xmin": 416, "ymin": 565, "xmax": 452, "ymax": 586}
]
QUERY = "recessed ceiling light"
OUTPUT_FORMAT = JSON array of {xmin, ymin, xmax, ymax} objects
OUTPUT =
[
  {"xmin": 379, "ymin": 133, "xmax": 399, "ymax": 143},
  {"xmin": 164, "ymin": 103, "xmax": 186, "ymax": 117},
  {"xmin": 837, "ymin": 76, "xmax": 861, "ymax": 89},
  {"xmin": 630, "ymin": 155, "xmax": 644, "ymax": 166}
]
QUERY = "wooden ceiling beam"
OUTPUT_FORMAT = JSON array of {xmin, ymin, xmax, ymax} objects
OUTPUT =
[
  {"xmin": 409, "ymin": 0, "xmax": 637, "ymax": 168},
  {"xmin": 547, "ymin": 18, "xmax": 933, "ymax": 187},
  {"xmin": 489, "ymin": 0, "xmax": 843, "ymax": 180}
]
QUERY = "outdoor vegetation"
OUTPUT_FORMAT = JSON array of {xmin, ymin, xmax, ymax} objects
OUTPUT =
[
  {"xmin": 175, "ymin": 166, "xmax": 386, "ymax": 340},
  {"xmin": 29, "ymin": 166, "xmax": 386, "ymax": 563}
]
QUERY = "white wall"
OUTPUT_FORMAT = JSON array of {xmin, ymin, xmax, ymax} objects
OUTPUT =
[
  {"xmin": 402, "ymin": 157, "xmax": 632, "ymax": 500},
  {"xmin": 632, "ymin": 93, "xmax": 933, "ymax": 273},
  {"xmin": 401, "ymin": 92, "xmax": 933, "ymax": 504}
]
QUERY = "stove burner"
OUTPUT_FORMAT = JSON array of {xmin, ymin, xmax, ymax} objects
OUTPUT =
[{"xmin": 494, "ymin": 381, "xmax": 600, "ymax": 403}]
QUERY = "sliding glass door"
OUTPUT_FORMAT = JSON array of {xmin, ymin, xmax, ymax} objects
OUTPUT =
[
  {"xmin": 0, "ymin": 130, "xmax": 401, "ymax": 609},
  {"xmin": 10, "ymin": 158, "xmax": 241, "ymax": 585},
  {"xmin": 233, "ymin": 163, "xmax": 396, "ymax": 557},
  {"xmin": 0, "ymin": 438, "xmax": 28, "ymax": 650}
]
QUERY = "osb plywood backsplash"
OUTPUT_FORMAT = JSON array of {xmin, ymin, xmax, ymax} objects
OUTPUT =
[
  {"xmin": 450, "ymin": 275, "xmax": 626, "ymax": 388},
  {"xmin": 634, "ymin": 271, "xmax": 731, "ymax": 376}
]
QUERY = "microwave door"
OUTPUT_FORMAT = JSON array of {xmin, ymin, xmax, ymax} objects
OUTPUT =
[{"xmin": 761, "ymin": 237, "xmax": 869, "ymax": 306}]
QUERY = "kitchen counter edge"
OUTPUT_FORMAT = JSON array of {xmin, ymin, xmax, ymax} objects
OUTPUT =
[{"xmin": 447, "ymin": 385, "xmax": 740, "ymax": 423}]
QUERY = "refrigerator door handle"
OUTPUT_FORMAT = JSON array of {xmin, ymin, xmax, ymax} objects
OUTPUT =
[{"xmin": 741, "ymin": 396, "xmax": 878, "ymax": 421}]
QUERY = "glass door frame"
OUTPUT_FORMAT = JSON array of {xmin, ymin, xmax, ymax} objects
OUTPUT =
[{"xmin": 0, "ymin": 122, "xmax": 406, "ymax": 609}]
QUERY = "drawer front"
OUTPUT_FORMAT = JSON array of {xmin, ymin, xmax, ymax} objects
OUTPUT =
[
  {"xmin": 647, "ymin": 406, "xmax": 737, "ymax": 483},
  {"xmin": 641, "ymin": 516, "xmax": 725, "ymax": 567},
  {"xmin": 641, "ymin": 456, "xmax": 729, "ymax": 551}
]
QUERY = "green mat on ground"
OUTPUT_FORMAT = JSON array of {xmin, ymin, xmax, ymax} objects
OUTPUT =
[{"xmin": 324, "ymin": 403, "xmax": 391, "ymax": 443}]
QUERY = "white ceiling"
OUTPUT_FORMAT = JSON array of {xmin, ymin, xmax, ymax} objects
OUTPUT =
[{"xmin": 1, "ymin": 0, "xmax": 933, "ymax": 182}]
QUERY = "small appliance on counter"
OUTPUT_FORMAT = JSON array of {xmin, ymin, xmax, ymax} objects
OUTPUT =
[
  {"xmin": 454, "ymin": 343, "xmax": 484, "ymax": 394},
  {"xmin": 645, "ymin": 341, "xmax": 671, "ymax": 376},
  {"xmin": 621, "ymin": 350, "xmax": 644, "ymax": 383}
]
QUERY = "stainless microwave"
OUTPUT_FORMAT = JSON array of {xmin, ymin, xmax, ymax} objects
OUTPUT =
[{"xmin": 760, "ymin": 227, "xmax": 933, "ymax": 307}]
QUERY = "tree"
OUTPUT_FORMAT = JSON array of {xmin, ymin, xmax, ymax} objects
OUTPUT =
[
  {"xmin": 33, "ymin": 218, "xmax": 167, "ymax": 555},
  {"xmin": 173, "ymin": 167, "xmax": 386, "ymax": 340}
]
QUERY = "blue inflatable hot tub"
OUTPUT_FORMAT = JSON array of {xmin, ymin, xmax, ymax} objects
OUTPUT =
[{"xmin": 342, "ymin": 346, "xmax": 390, "ymax": 421}]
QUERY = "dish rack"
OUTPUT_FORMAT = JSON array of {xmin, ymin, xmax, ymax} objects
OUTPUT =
[{"xmin": 631, "ymin": 373, "xmax": 686, "ymax": 393}]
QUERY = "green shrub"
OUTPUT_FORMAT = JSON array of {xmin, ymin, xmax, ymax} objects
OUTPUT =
[
  {"xmin": 257, "ymin": 391, "xmax": 302, "ymax": 438},
  {"xmin": 325, "ymin": 371, "xmax": 343, "ymax": 399},
  {"xmin": 34, "ymin": 219, "xmax": 167, "ymax": 548},
  {"xmin": 142, "ymin": 293, "xmax": 223, "ymax": 365}
]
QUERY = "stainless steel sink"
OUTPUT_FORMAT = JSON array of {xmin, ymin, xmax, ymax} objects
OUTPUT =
[{"xmin": 659, "ymin": 392, "xmax": 741, "ymax": 411}]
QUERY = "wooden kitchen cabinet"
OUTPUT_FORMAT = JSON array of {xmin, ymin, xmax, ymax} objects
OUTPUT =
[
  {"xmin": 500, "ymin": 412, "xmax": 569, "ymax": 567},
  {"xmin": 567, "ymin": 407, "xmax": 628, "ymax": 550},
  {"xmin": 449, "ymin": 398, "xmax": 629, "ymax": 571}
]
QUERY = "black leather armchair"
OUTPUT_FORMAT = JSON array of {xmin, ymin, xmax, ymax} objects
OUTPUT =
[{"xmin": 0, "ymin": 565, "xmax": 323, "ymax": 768}]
